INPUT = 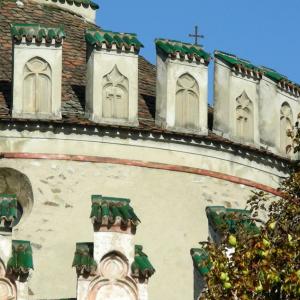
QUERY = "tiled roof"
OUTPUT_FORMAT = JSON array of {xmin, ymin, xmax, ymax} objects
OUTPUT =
[
  {"xmin": 131, "ymin": 245, "xmax": 155, "ymax": 279},
  {"xmin": 190, "ymin": 248, "xmax": 211, "ymax": 276},
  {"xmin": 156, "ymin": 39, "xmax": 210, "ymax": 63},
  {"xmin": 0, "ymin": 194, "xmax": 17, "ymax": 226},
  {"xmin": 7, "ymin": 240, "xmax": 33, "ymax": 275},
  {"xmin": 44, "ymin": 0, "xmax": 99, "ymax": 10},
  {"xmin": 86, "ymin": 29, "xmax": 143, "ymax": 52},
  {"xmin": 206, "ymin": 206, "xmax": 259, "ymax": 235},
  {"xmin": 90, "ymin": 195, "xmax": 140, "ymax": 227},
  {"xmin": 11, "ymin": 23, "xmax": 66, "ymax": 44},
  {"xmin": 72, "ymin": 242, "xmax": 97, "ymax": 274}
]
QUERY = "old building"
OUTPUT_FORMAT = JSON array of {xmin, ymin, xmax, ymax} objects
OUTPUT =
[{"xmin": 0, "ymin": 1, "xmax": 298, "ymax": 300}]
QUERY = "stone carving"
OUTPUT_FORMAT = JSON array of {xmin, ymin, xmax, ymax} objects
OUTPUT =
[
  {"xmin": 280, "ymin": 103, "xmax": 293, "ymax": 152},
  {"xmin": 175, "ymin": 73, "xmax": 200, "ymax": 129},
  {"xmin": 88, "ymin": 253, "xmax": 138, "ymax": 300},
  {"xmin": 103, "ymin": 65, "xmax": 129, "ymax": 120},
  {"xmin": 235, "ymin": 91, "xmax": 253, "ymax": 142},
  {"xmin": 23, "ymin": 57, "xmax": 52, "ymax": 114}
]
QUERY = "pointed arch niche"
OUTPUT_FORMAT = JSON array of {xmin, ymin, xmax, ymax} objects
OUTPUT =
[
  {"xmin": 280, "ymin": 102, "xmax": 293, "ymax": 153},
  {"xmin": 88, "ymin": 252, "xmax": 138, "ymax": 300},
  {"xmin": 102, "ymin": 65, "xmax": 129, "ymax": 120},
  {"xmin": 235, "ymin": 91, "xmax": 254, "ymax": 142},
  {"xmin": 23, "ymin": 57, "xmax": 52, "ymax": 114},
  {"xmin": 175, "ymin": 73, "xmax": 200, "ymax": 129}
]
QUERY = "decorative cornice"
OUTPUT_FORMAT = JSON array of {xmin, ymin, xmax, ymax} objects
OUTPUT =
[
  {"xmin": 11, "ymin": 23, "xmax": 66, "ymax": 45},
  {"xmin": 156, "ymin": 38, "xmax": 210, "ymax": 64},
  {"xmin": 43, "ymin": 0, "xmax": 99, "ymax": 10},
  {"xmin": 86, "ymin": 29, "xmax": 143, "ymax": 53}
]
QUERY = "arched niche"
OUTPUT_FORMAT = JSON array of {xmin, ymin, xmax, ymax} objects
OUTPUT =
[
  {"xmin": 0, "ymin": 168, "xmax": 34, "ymax": 225},
  {"xmin": 88, "ymin": 252, "xmax": 138, "ymax": 300},
  {"xmin": 102, "ymin": 65, "xmax": 129, "ymax": 120},
  {"xmin": 175, "ymin": 73, "xmax": 200, "ymax": 129},
  {"xmin": 235, "ymin": 91, "xmax": 254, "ymax": 142},
  {"xmin": 23, "ymin": 57, "xmax": 52, "ymax": 114},
  {"xmin": 280, "ymin": 102, "xmax": 293, "ymax": 153}
]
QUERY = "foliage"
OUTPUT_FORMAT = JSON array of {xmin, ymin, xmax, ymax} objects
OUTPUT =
[{"xmin": 199, "ymin": 173, "xmax": 300, "ymax": 299}]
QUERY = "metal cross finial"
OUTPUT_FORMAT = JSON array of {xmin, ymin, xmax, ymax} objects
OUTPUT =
[{"xmin": 189, "ymin": 25, "xmax": 204, "ymax": 46}]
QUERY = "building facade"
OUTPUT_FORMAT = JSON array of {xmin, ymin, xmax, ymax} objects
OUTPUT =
[{"xmin": 0, "ymin": 1, "xmax": 298, "ymax": 299}]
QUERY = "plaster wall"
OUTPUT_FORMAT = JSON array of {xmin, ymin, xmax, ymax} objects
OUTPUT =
[
  {"xmin": 213, "ymin": 59, "xmax": 260, "ymax": 145},
  {"xmin": 0, "ymin": 128, "xmax": 287, "ymax": 187},
  {"xmin": 0, "ymin": 158, "xmax": 273, "ymax": 300},
  {"xmin": 12, "ymin": 42, "xmax": 62, "ymax": 120},
  {"xmin": 86, "ymin": 49, "xmax": 139, "ymax": 126},
  {"xmin": 156, "ymin": 52, "xmax": 208, "ymax": 135},
  {"xmin": 259, "ymin": 77, "xmax": 300, "ymax": 157}
]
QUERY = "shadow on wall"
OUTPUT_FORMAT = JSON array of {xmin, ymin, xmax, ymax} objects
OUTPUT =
[{"xmin": 0, "ymin": 168, "xmax": 34, "ymax": 224}]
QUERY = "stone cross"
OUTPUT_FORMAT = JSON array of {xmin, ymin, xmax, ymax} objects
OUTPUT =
[{"xmin": 189, "ymin": 25, "xmax": 204, "ymax": 46}]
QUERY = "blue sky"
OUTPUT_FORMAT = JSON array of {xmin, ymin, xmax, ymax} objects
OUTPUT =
[{"xmin": 95, "ymin": 0, "xmax": 300, "ymax": 103}]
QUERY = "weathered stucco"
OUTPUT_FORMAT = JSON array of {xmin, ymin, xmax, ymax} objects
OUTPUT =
[{"xmin": 0, "ymin": 125, "xmax": 288, "ymax": 299}]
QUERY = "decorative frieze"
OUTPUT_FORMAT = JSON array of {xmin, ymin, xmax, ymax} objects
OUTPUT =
[
  {"xmin": 155, "ymin": 39, "xmax": 210, "ymax": 135},
  {"xmin": 85, "ymin": 30, "xmax": 143, "ymax": 127},
  {"xmin": 11, "ymin": 23, "xmax": 65, "ymax": 120}
]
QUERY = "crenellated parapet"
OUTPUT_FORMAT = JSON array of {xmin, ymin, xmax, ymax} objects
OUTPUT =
[
  {"xmin": 74, "ymin": 195, "xmax": 155, "ymax": 300},
  {"xmin": 155, "ymin": 39, "xmax": 210, "ymax": 135},
  {"xmin": 213, "ymin": 50, "xmax": 300, "ymax": 157}
]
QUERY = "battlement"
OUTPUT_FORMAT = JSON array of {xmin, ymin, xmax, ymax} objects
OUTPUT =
[{"xmin": 0, "ymin": 0, "xmax": 299, "ymax": 161}]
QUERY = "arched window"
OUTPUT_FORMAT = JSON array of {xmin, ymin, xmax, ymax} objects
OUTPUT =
[
  {"xmin": 235, "ymin": 91, "xmax": 253, "ymax": 142},
  {"xmin": 280, "ymin": 102, "xmax": 293, "ymax": 152},
  {"xmin": 175, "ymin": 73, "xmax": 199, "ymax": 129},
  {"xmin": 102, "ymin": 65, "xmax": 129, "ymax": 120},
  {"xmin": 23, "ymin": 57, "xmax": 52, "ymax": 114}
]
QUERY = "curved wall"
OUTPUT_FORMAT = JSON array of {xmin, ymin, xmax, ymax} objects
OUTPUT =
[{"xmin": 0, "ymin": 126, "xmax": 288, "ymax": 299}]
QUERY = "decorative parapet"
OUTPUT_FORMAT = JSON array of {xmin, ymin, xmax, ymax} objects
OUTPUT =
[
  {"xmin": 72, "ymin": 243, "xmax": 97, "ymax": 276},
  {"xmin": 190, "ymin": 248, "xmax": 211, "ymax": 276},
  {"xmin": 206, "ymin": 206, "xmax": 259, "ymax": 235},
  {"xmin": 0, "ymin": 194, "xmax": 17, "ymax": 228},
  {"xmin": 7, "ymin": 240, "xmax": 33, "ymax": 277},
  {"xmin": 131, "ymin": 245, "xmax": 155, "ymax": 281},
  {"xmin": 155, "ymin": 39, "xmax": 210, "ymax": 64},
  {"xmin": 11, "ymin": 23, "xmax": 66, "ymax": 45},
  {"xmin": 215, "ymin": 50, "xmax": 300, "ymax": 96},
  {"xmin": 90, "ymin": 195, "xmax": 140, "ymax": 230},
  {"xmin": 85, "ymin": 29, "xmax": 143, "ymax": 53}
]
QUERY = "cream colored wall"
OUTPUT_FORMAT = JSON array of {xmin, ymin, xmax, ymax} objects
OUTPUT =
[
  {"xmin": 12, "ymin": 41, "xmax": 62, "ymax": 120},
  {"xmin": 0, "ymin": 128, "xmax": 287, "ymax": 187},
  {"xmin": 86, "ymin": 49, "xmax": 139, "ymax": 126},
  {"xmin": 0, "ymin": 158, "xmax": 271, "ymax": 300},
  {"xmin": 155, "ymin": 50, "xmax": 208, "ymax": 135}
]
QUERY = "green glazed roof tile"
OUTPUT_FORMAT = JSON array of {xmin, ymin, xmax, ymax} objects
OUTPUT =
[
  {"xmin": 90, "ymin": 195, "xmax": 140, "ymax": 227},
  {"xmin": 131, "ymin": 245, "xmax": 155, "ymax": 279},
  {"xmin": 11, "ymin": 23, "xmax": 66, "ymax": 44},
  {"xmin": 43, "ymin": 0, "xmax": 99, "ymax": 10},
  {"xmin": 0, "ymin": 194, "xmax": 17, "ymax": 226},
  {"xmin": 155, "ymin": 38, "xmax": 210, "ymax": 63},
  {"xmin": 85, "ymin": 29, "xmax": 143, "ymax": 53},
  {"xmin": 7, "ymin": 240, "xmax": 33, "ymax": 275},
  {"xmin": 190, "ymin": 248, "xmax": 212, "ymax": 276},
  {"xmin": 206, "ymin": 206, "xmax": 260, "ymax": 235},
  {"xmin": 72, "ymin": 242, "xmax": 97, "ymax": 274},
  {"xmin": 215, "ymin": 50, "xmax": 300, "ymax": 90}
]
